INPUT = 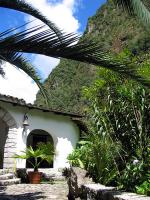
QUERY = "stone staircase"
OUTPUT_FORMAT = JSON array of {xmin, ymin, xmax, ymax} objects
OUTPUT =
[{"xmin": 0, "ymin": 169, "xmax": 20, "ymax": 186}]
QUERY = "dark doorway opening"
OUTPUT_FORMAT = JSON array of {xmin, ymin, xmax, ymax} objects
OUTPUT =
[{"xmin": 26, "ymin": 129, "xmax": 54, "ymax": 168}]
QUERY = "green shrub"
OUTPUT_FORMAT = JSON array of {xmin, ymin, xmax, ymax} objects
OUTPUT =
[
  {"xmin": 118, "ymin": 159, "xmax": 147, "ymax": 192},
  {"xmin": 136, "ymin": 181, "xmax": 150, "ymax": 196},
  {"xmin": 68, "ymin": 134, "xmax": 121, "ymax": 185}
]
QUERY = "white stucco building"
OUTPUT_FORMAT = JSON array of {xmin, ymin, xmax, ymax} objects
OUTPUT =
[{"xmin": 0, "ymin": 94, "xmax": 82, "ymax": 169}]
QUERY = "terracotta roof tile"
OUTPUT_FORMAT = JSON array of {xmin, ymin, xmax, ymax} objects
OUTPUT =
[{"xmin": 0, "ymin": 94, "xmax": 82, "ymax": 118}]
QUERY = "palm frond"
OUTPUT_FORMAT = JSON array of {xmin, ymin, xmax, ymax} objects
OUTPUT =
[
  {"xmin": 37, "ymin": 142, "xmax": 54, "ymax": 164},
  {"xmin": 113, "ymin": 0, "xmax": 150, "ymax": 27},
  {"xmin": 14, "ymin": 153, "xmax": 28, "ymax": 160},
  {"xmin": 14, "ymin": 144, "xmax": 54, "ymax": 169},
  {"xmin": 1, "ymin": 26, "xmax": 149, "ymax": 87},
  {"xmin": 0, "ymin": 0, "xmax": 63, "ymax": 39},
  {"xmin": 0, "ymin": 51, "xmax": 49, "ymax": 106}
]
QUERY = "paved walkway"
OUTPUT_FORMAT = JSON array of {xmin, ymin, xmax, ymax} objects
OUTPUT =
[{"xmin": 0, "ymin": 181, "xmax": 68, "ymax": 200}]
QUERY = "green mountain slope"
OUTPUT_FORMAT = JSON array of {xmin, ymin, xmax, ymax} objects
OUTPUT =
[
  {"xmin": 35, "ymin": 0, "xmax": 150, "ymax": 113},
  {"xmin": 36, "ymin": 59, "xmax": 97, "ymax": 113}
]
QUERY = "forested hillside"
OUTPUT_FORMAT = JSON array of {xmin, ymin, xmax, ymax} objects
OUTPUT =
[{"xmin": 35, "ymin": 0, "xmax": 150, "ymax": 113}]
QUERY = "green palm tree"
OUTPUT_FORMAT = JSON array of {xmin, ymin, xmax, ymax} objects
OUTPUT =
[
  {"xmin": 0, "ymin": 0, "xmax": 150, "ymax": 97},
  {"xmin": 0, "ymin": 0, "xmax": 64, "ymax": 105},
  {"xmin": 1, "ymin": 25, "xmax": 149, "ymax": 87}
]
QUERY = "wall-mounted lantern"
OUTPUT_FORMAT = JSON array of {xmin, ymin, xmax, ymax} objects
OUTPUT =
[{"xmin": 23, "ymin": 113, "xmax": 29, "ymax": 127}]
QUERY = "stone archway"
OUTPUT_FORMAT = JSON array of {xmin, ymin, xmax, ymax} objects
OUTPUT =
[
  {"xmin": 0, "ymin": 107, "xmax": 17, "ymax": 169},
  {"xmin": 26, "ymin": 129, "xmax": 54, "ymax": 168}
]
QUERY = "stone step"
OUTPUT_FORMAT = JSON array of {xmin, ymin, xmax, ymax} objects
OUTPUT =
[
  {"xmin": 0, "ymin": 173, "xmax": 14, "ymax": 180},
  {"xmin": 0, "ymin": 178, "xmax": 21, "ymax": 186}
]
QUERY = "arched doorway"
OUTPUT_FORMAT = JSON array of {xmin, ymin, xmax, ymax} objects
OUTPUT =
[
  {"xmin": 26, "ymin": 129, "xmax": 54, "ymax": 168},
  {"xmin": 0, "ymin": 107, "xmax": 17, "ymax": 169}
]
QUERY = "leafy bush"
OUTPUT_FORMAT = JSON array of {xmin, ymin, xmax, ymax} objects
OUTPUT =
[
  {"xmin": 69, "ymin": 56, "xmax": 150, "ymax": 193},
  {"xmin": 68, "ymin": 132, "xmax": 121, "ymax": 185},
  {"xmin": 136, "ymin": 181, "xmax": 150, "ymax": 196},
  {"xmin": 118, "ymin": 159, "xmax": 147, "ymax": 192}
]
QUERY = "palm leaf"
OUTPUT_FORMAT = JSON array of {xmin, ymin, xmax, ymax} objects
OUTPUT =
[
  {"xmin": 1, "ymin": 26, "xmax": 150, "ymax": 87},
  {"xmin": 14, "ymin": 153, "xmax": 28, "ymax": 160},
  {"xmin": 0, "ymin": 0, "xmax": 63, "ymax": 39},
  {"xmin": 38, "ymin": 143, "xmax": 54, "ymax": 164},
  {"xmin": 113, "ymin": 0, "xmax": 150, "ymax": 27},
  {"xmin": 0, "ymin": 51, "xmax": 49, "ymax": 106},
  {"xmin": 14, "ymin": 144, "xmax": 54, "ymax": 169}
]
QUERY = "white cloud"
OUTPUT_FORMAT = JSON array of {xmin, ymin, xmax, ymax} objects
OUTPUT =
[
  {"xmin": 24, "ymin": 0, "xmax": 81, "ymax": 79},
  {"xmin": 0, "ymin": 63, "xmax": 39, "ymax": 103},
  {"xmin": 25, "ymin": 0, "xmax": 80, "ymax": 33},
  {"xmin": 32, "ymin": 55, "xmax": 60, "ymax": 79}
]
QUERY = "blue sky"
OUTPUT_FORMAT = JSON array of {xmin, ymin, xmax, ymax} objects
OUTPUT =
[
  {"xmin": 0, "ymin": 0, "xmax": 106, "ymax": 103},
  {"xmin": 0, "ymin": 0, "xmax": 106, "ymax": 34},
  {"xmin": 76, "ymin": 0, "xmax": 106, "ymax": 32}
]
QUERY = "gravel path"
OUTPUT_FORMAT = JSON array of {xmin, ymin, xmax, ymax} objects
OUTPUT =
[{"xmin": 0, "ymin": 181, "xmax": 68, "ymax": 200}]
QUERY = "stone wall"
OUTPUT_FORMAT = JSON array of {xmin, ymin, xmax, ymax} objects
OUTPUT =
[
  {"xmin": 65, "ymin": 167, "xmax": 93, "ymax": 199},
  {"xmin": 82, "ymin": 184, "xmax": 150, "ymax": 200},
  {"xmin": 3, "ymin": 128, "xmax": 18, "ymax": 169},
  {"xmin": 0, "ymin": 107, "xmax": 18, "ymax": 169},
  {"xmin": 66, "ymin": 167, "xmax": 150, "ymax": 200}
]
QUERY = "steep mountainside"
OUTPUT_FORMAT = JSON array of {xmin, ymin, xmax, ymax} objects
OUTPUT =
[
  {"xmin": 36, "ymin": 59, "xmax": 97, "ymax": 113},
  {"xmin": 35, "ymin": 0, "xmax": 150, "ymax": 113}
]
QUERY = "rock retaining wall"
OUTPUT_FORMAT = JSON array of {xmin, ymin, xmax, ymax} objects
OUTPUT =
[
  {"xmin": 65, "ymin": 167, "xmax": 93, "ymax": 199},
  {"xmin": 66, "ymin": 167, "xmax": 150, "ymax": 200}
]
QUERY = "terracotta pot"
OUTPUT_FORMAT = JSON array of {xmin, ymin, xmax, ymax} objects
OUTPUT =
[{"xmin": 28, "ymin": 171, "xmax": 42, "ymax": 184}]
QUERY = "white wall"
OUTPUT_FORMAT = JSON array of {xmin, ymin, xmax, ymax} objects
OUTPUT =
[{"xmin": 0, "ymin": 102, "xmax": 80, "ymax": 169}]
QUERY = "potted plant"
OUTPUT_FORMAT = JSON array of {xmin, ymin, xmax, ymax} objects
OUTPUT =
[{"xmin": 14, "ymin": 142, "xmax": 54, "ymax": 184}]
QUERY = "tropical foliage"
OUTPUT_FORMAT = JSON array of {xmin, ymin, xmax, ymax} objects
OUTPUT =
[
  {"xmin": 1, "ymin": 0, "xmax": 150, "ymax": 195},
  {"xmin": 14, "ymin": 142, "xmax": 54, "ymax": 172},
  {"xmin": 1, "ymin": 0, "xmax": 150, "ymax": 94},
  {"xmin": 0, "ymin": 0, "xmax": 64, "ymax": 104},
  {"xmin": 36, "ymin": 0, "xmax": 150, "ymax": 111},
  {"xmin": 68, "ymin": 50, "xmax": 150, "ymax": 193},
  {"xmin": 68, "ymin": 126, "xmax": 121, "ymax": 185}
]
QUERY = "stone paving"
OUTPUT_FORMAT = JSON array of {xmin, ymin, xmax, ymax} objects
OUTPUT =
[{"xmin": 0, "ymin": 181, "xmax": 69, "ymax": 200}]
